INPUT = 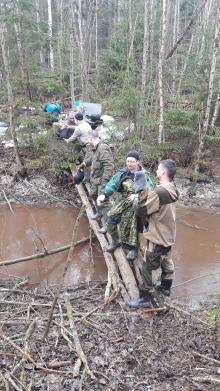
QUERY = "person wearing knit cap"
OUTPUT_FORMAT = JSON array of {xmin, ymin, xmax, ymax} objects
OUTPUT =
[
  {"xmin": 126, "ymin": 150, "xmax": 140, "ymax": 160},
  {"xmin": 97, "ymin": 151, "xmax": 154, "ymax": 261}
]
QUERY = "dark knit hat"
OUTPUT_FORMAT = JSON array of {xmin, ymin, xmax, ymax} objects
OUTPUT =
[
  {"xmin": 127, "ymin": 150, "xmax": 140, "ymax": 160},
  {"xmin": 75, "ymin": 112, "xmax": 84, "ymax": 121}
]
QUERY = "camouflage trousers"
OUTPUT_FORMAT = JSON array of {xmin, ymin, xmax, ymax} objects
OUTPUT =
[
  {"xmin": 107, "ymin": 198, "xmax": 138, "ymax": 248},
  {"xmin": 141, "ymin": 241, "xmax": 175, "ymax": 293}
]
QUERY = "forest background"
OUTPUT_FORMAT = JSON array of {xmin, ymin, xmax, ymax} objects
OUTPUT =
[{"xmin": 0, "ymin": 0, "xmax": 220, "ymax": 180}]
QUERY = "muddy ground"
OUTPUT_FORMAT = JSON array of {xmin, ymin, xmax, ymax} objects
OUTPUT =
[{"xmin": 0, "ymin": 282, "xmax": 220, "ymax": 390}]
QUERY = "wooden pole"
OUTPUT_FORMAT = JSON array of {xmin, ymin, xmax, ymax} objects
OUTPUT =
[{"xmin": 75, "ymin": 182, "xmax": 139, "ymax": 301}]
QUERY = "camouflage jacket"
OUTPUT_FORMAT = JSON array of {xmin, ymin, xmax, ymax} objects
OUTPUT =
[{"xmin": 85, "ymin": 141, "xmax": 114, "ymax": 190}]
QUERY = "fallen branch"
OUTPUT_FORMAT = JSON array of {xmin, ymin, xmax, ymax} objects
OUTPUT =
[
  {"xmin": 47, "ymin": 360, "xmax": 72, "ymax": 369},
  {"xmin": 73, "ymin": 358, "xmax": 82, "ymax": 377},
  {"xmin": 173, "ymin": 268, "xmax": 220, "ymax": 288},
  {"xmin": 0, "ymin": 236, "xmax": 90, "ymax": 267},
  {"xmin": 192, "ymin": 376, "xmax": 220, "ymax": 385},
  {"xmin": 41, "ymin": 207, "xmax": 85, "ymax": 340},
  {"xmin": 64, "ymin": 293, "xmax": 95, "ymax": 379},
  {"xmin": 0, "ymin": 372, "xmax": 10, "ymax": 391},
  {"xmin": 14, "ymin": 279, "xmax": 29, "ymax": 289},
  {"xmin": 0, "ymin": 300, "xmax": 51, "ymax": 307},
  {"xmin": 2, "ymin": 189, "xmax": 15, "ymax": 215},
  {"xmin": 192, "ymin": 351, "xmax": 220, "ymax": 365},
  {"xmin": 166, "ymin": 302, "xmax": 211, "ymax": 327},
  {"xmin": 12, "ymin": 320, "xmax": 37, "ymax": 377},
  {"xmin": 0, "ymin": 331, "xmax": 77, "ymax": 376},
  {"xmin": 166, "ymin": 0, "xmax": 208, "ymax": 60},
  {"xmin": 4, "ymin": 372, "xmax": 24, "ymax": 391},
  {"xmin": 42, "ymin": 294, "xmax": 58, "ymax": 340},
  {"xmin": 133, "ymin": 380, "xmax": 149, "ymax": 390},
  {"xmin": 77, "ymin": 302, "xmax": 107, "ymax": 324},
  {"xmin": 24, "ymin": 179, "xmax": 76, "ymax": 207}
]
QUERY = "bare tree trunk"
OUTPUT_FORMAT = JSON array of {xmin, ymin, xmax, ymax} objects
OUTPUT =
[
  {"xmin": 95, "ymin": 0, "xmax": 98, "ymax": 70},
  {"xmin": 69, "ymin": 0, "xmax": 75, "ymax": 104},
  {"xmin": 199, "ymin": 0, "xmax": 213, "ymax": 62},
  {"xmin": 141, "ymin": 0, "xmax": 149, "ymax": 98},
  {"xmin": 35, "ymin": 0, "xmax": 44, "ymax": 65},
  {"xmin": 210, "ymin": 89, "xmax": 220, "ymax": 133},
  {"xmin": 48, "ymin": 0, "xmax": 54, "ymax": 72},
  {"xmin": 158, "ymin": 0, "xmax": 167, "ymax": 144},
  {"xmin": 78, "ymin": 0, "xmax": 86, "ymax": 99},
  {"xmin": 0, "ymin": 6, "xmax": 25, "ymax": 174},
  {"xmin": 57, "ymin": 0, "xmax": 64, "ymax": 82},
  {"xmin": 195, "ymin": 10, "xmax": 220, "ymax": 176},
  {"xmin": 128, "ymin": 0, "xmax": 132, "ymax": 46},
  {"xmin": 171, "ymin": 0, "xmax": 179, "ymax": 93},
  {"xmin": 139, "ymin": 0, "xmax": 150, "ymax": 137},
  {"xmin": 177, "ymin": 34, "xmax": 194, "ymax": 95},
  {"xmin": 14, "ymin": 0, "xmax": 32, "ymax": 100},
  {"xmin": 117, "ymin": 0, "xmax": 121, "ymax": 24},
  {"xmin": 146, "ymin": 0, "xmax": 155, "ymax": 110},
  {"xmin": 203, "ymin": 10, "xmax": 220, "ymax": 133}
]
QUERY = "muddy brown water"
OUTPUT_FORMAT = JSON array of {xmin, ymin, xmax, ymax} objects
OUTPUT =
[{"xmin": 0, "ymin": 205, "xmax": 219, "ymax": 299}]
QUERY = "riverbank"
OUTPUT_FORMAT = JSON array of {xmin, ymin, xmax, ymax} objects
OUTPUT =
[
  {"xmin": 0, "ymin": 281, "xmax": 219, "ymax": 390},
  {"xmin": 0, "ymin": 169, "xmax": 220, "ymax": 212}
]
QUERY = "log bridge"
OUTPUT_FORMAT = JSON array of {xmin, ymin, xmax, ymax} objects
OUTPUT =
[{"xmin": 75, "ymin": 180, "xmax": 142, "ymax": 302}]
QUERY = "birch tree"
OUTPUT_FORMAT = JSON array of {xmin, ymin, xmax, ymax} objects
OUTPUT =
[
  {"xmin": 56, "ymin": 0, "xmax": 64, "ymax": 82},
  {"xmin": 158, "ymin": 0, "xmax": 167, "ymax": 144},
  {"xmin": 141, "ymin": 0, "xmax": 150, "ymax": 98},
  {"xmin": 195, "ymin": 9, "xmax": 220, "ymax": 175},
  {"xmin": 69, "ymin": 0, "xmax": 75, "ymax": 104},
  {"xmin": 210, "ymin": 86, "xmax": 220, "ymax": 133},
  {"xmin": 77, "ymin": 0, "xmax": 86, "ymax": 98},
  {"xmin": 203, "ymin": 10, "xmax": 220, "ymax": 134},
  {"xmin": 48, "ymin": 0, "xmax": 54, "ymax": 72},
  {"xmin": 35, "ymin": 0, "xmax": 44, "ymax": 65},
  {"xmin": 0, "ymin": 4, "xmax": 25, "ymax": 174},
  {"xmin": 14, "ymin": 0, "xmax": 32, "ymax": 99}
]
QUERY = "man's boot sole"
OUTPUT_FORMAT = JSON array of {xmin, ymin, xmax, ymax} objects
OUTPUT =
[{"xmin": 106, "ymin": 243, "xmax": 121, "ymax": 253}]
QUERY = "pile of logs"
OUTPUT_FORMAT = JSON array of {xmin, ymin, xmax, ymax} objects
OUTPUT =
[{"xmin": 76, "ymin": 183, "xmax": 141, "ymax": 302}]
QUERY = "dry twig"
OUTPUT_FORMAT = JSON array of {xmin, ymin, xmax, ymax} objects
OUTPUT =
[
  {"xmin": 192, "ymin": 376, "xmax": 220, "ymax": 385},
  {"xmin": 64, "ymin": 293, "xmax": 95, "ymax": 379}
]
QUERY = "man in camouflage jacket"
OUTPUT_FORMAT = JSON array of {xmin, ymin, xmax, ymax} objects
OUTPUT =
[
  {"xmin": 79, "ymin": 130, "xmax": 114, "ymax": 232},
  {"xmin": 128, "ymin": 159, "xmax": 179, "ymax": 309}
]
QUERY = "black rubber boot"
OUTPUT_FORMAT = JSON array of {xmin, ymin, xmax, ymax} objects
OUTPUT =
[
  {"xmin": 91, "ymin": 203, "xmax": 102, "ymax": 220},
  {"xmin": 155, "ymin": 279, "xmax": 172, "ymax": 297},
  {"xmin": 98, "ymin": 226, "xmax": 108, "ymax": 234},
  {"xmin": 106, "ymin": 224, "xmax": 121, "ymax": 253},
  {"xmin": 98, "ymin": 206, "xmax": 109, "ymax": 234},
  {"xmin": 128, "ymin": 290, "xmax": 151, "ymax": 309},
  {"xmin": 126, "ymin": 248, "xmax": 138, "ymax": 262}
]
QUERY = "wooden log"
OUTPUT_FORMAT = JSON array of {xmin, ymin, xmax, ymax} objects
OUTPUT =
[
  {"xmin": 80, "ymin": 182, "xmax": 139, "ymax": 300},
  {"xmin": 75, "ymin": 183, "xmax": 132, "ymax": 301},
  {"xmin": 106, "ymin": 231, "xmax": 139, "ymax": 299},
  {"xmin": 192, "ymin": 376, "xmax": 220, "ymax": 385},
  {"xmin": 64, "ymin": 293, "xmax": 95, "ymax": 379},
  {"xmin": 0, "ymin": 236, "xmax": 90, "ymax": 267}
]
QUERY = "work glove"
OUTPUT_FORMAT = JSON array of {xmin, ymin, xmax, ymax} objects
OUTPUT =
[
  {"xmin": 97, "ymin": 194, "xmax": 105, "ymax": 206},
  {"xmin": 77, "ymin": 162, "xmax": 86, "ymax": 170},
  {"xmin": 133, "ymin": 171, "xmax": 148, "ymax": 193}
]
